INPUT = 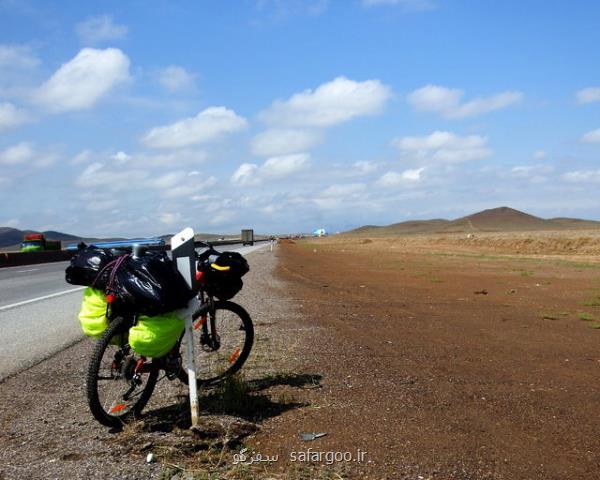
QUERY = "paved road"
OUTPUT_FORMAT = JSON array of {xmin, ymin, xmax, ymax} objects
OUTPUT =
[{"xmin": 0, "ymin": 242, "xmax": 269, "ymax": 380}]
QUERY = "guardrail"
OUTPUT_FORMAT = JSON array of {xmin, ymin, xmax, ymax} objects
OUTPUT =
[{"xmin": 0, "ymin": 238, "xmax": 270, "ymax": 269}]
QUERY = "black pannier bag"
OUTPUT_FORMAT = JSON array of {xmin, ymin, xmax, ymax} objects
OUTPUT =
[
  {"xmin": 65, "ymin": 247, "xmax": 115, "ymax": 287},
  {"xmin": 107, "ymin": 251, "xmax": 196, "ymax": 316},
  {"xmin": 201, "ymin": 251, "xmax": 249, "ymax": 300}
]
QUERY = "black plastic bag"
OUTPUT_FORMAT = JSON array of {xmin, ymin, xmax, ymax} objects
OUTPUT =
[
  {"xmin": 198, "ymin": 250, "xmax": 249, "ymax": 300},
  {"xmin": 108, "ymin": 252, "xmax": 195, "ymax": 316},
  {"xmin": 65, "ymin": 247, "xmax": 115, "ymax": 287},
  {"xmin": 213, "ymin": 251, "xmax": 249, "ymax": 277}
]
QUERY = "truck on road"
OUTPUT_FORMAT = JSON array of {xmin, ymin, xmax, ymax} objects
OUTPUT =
[
  {"xmin": 241, "ymin": 229, "xmax": 254, "ymax": 246},
  {"xmin": 20, "ymin": 233, "xmax": 62, "ymax": 252}
]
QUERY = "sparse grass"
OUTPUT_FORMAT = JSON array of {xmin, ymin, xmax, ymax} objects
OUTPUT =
[
  {"xmin": 589, "ymin": 323, "xmax": 600, "ymax": 330},
  {"xmin": 431, "ymin": 278, "xmax": 444, "ymax": 283},
  {"xmin": 582, "ymin": 300, "xmax": 600, "ymax": 307},
  {"xmin": 578, "ymin": 312, "xmax": 595, "ymax": 321},
  {"xmin": 519, "ymin": 270, "xmax": 534, "ymax": 277},
  {"xmin": 542, "ymin": 313, "xmax": 559, "ymax": 321}
]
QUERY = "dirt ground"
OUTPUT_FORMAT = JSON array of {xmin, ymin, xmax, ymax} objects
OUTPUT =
[
  {"xmin": 249, "ymin": 236, "xmax": 600, "ymax": 479},
  {"xmin": 1, "ymin": 236, "xmax": 600, "ymax": 479}
]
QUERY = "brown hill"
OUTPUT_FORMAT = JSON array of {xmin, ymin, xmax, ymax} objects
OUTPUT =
[
  {"xmin": 442, "ymin": 206, "xmax": 550, "ymax": 232},
  {"xmin": 346, "ymin": 207, "xmax": 600, "ymax": 235}
]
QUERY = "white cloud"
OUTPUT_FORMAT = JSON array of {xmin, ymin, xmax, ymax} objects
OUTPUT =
[
  {"xmin": 33, "ymin": 48, "xmax": 130, "ymax": 112},
  {"xmin": 251, "ymin": 129, "xmax": 322, "ymax": 156},
  {"xmin": 76, "ymin": 15, "xmax": 128, "ymax": 45},
  {"xmin": 111, "ymin": 151, "xmax": 131, "ymax": 163},
  {"xmin": 71, "ymin": 150, "xmax": 93, "ymax": 165},
  {"xmin": 260, "ymin": 76, "xmax": 391, "ymax": 127},
  {"xmin": 261, "ymin": 153, "xmax": 310, "ymax": 177},
  {"xmin": 321, "ymin": 183, "xmax": 366, "ymax": 197},
  {"xmin": 581, "ymin": 128, "xmax": 600, "ymax": 144},
  {"xmin": 75, "ymin": 162, "xmax": 148, "ymax": 191},
  {"xmin": 362, "ymin": 0, "xmax": 435, "ymax": 10},
  {"xmin": 159, "ymin": 212, "xmax": 183, "ymax": 225},
  {"xmin": 533, "ymin": 150, "xmax": 546, "ymax": 160},
  {"xmin": 511, "ymin": 165, "xmax": 553, "ymax": 183},
  {"xmin": 142, "ymin": 106, "xmax": 247, "ymax": 149},
  {"xmin": 231, "ymin": 153, "xmax": 310, "ymax": 186},
  {"xmin": 0, "ymin": 44, "xmax": 39, "ymax": 69},
  {"xmin": 0, "ymin": 142, "xmax": 34, "ymax": 165},
  {"xmin": 576, "ymin": 87, "xmax": 600, "ymax": 104},
  {"xmin": 0, "ymin": 142, "xmax": 57, "ymax": 168},
  {"xmin": 377, "ymin": 168, "xmax": 425, "ymax": 187},
  {"xmin": 353, "ymin": 160, "xmax": 377, "ymax": 175},
  {"xmin": 158, "ymin": 65, "xmax": 196, "ymax": 92},
  {"xmin": 393, "ymin": 131, "xmax": 491, "ymax": 163},
  {"xmin": 563, "ymin": 170, "xmax": 600, "ymax": 183},
  {"xmin": 231, "ymin": 163, "xmax": 260, "ymax": 186},
  {"xmin": 407, "ymin": 84, "xmax": 523, "ymax": 119},
  {"xmin": 0, "ymin": 102, "xmax": 29, "ymax": 130}
]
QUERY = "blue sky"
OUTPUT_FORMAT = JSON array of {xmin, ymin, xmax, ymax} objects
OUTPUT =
[{"xmin": 0, "ymin": 0, "xmax": 599, "ymax": 236}]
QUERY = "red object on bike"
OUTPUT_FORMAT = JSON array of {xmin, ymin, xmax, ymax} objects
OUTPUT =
[
  {"xmin": 193, "ymin": 315, "xmax": 207, "ymax": 330},
  {"xmin": 105, "ymin": 294, "xmax": 115, "ymax": 303},
  {"xmin": 195, "ymin": 271, "xmax": 205, "ymax": 283}
]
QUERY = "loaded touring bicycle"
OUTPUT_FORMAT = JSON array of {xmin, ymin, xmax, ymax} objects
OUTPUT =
[{"xmin": 66, "ymin": 228, "xmax": 254, "ymax": 428}]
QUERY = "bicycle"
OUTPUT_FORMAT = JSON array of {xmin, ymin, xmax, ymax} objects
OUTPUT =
[{"xmin": 85, "ymin": 242, "xmax": 254, "ymax": 428}]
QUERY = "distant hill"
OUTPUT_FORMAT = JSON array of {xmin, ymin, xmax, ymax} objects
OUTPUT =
[
  {"xmin": 0, "ymin": 227, "xmax": 85, "ymax": 249},
  {"xmin": 346, "ymin": 207, "xmax": 600, "ymax": 235}
]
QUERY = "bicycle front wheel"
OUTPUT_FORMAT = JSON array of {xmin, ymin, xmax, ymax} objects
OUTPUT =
[
  {"xmin": 179, "ymin": 300, "xmax": 254, "ymax": 386},
  {"xmin": 86, "ymin": 316, "xmax": 158, "ymax": 428}
]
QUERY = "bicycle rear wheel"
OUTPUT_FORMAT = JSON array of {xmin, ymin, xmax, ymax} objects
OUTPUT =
[
  {"xmin": 86, "ymin": 316, "xmax": 158, "ymax": 428},
  {"xmin": 179, "ymin": 300, "xmax": 254, "ymax": 386}
]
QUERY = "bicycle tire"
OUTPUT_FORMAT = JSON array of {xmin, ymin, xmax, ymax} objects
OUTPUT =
[
  {"xmin": 86, "ymin": 316, "xmax": 158, "ymax": 428},
  {"xmin": 178, "ymin": 300, "xmax": 254, "ymax": 386}
]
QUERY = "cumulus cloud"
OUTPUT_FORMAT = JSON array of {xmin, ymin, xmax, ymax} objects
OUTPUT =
[
  {"xmin": 511, "ymin": 165, "xmax": 553, "ymax": 183},
  {"xmin": 576, "ymin": 87, "xmax": 600, "ymax": 104},
  {"xmin": 0, "ymin": 44, "xmax": 39, "ymax": 69},
  {"xmin": 377, "ymin": 168, "xmax": 425, "ymax": 187},
  {"xmin": 33, "ymin": 48, "xmax": 130, "ymax": 112},
  {"xmin": 0, "ymin": 142, "xmax": 57, "ymax": 168},
  {"xmin": 0, "ymin": 102, "xmax": 30, "ymax": 130},
  {"xmin": 142, "ymin": 106, "xmax": 247, "ymax": 149},
  {"xmin": 563, "ymin": 170, "xmax": 600, "ymax": 183},
  {"xmin": 260, "ymin": 76, "xmax": 391, "ymax": 128},
  {"xmin": 0, "ymin": 142, "xmax": 34, "ymax": 165},
  {"xmin": 159, "ymin": 212, "xmax": 183, "ymax": 225},
  {"xmin": 251, "ymin": 129, "xmax": 322, "ymax": 156},
  {"xmin": 231, "ymin": 163, "xmax": 260, "ymax": 186},
  {"xmin": 533, "ymin": 150, "xmax": 546, "ymax": 160},
  {"xmin": 353, "ymin": 160, "xmax": 378, "ymax": 175},
  {"xmin": 393, "ymin": 131, "xmax": 491, "ymax": 163},
  {"xmin": 407, "ymin": 84, "xmax": 523, "ymax": 119},
  {"xmin": 76, "ymin": 162, "xmax": 148, "ymax": 191},
  {"xmin": 581, "ymin": 128, "xmax": 600, "ymax": 144},
  {"xmin": 76, "ymin": 15, "xmax": 128, "ymax": 45},
  {"xmin": 158, "ymin": 65, "xmax": 196, "ymax": 92},
  {"xmin": 231, "ymin": 153, "xmax": 310, "ymax": 186}
]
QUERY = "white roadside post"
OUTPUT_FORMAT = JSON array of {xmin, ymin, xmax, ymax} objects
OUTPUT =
[{"xmin": 171, "ymin": 227, "xmax": 200, "ymax": 428}]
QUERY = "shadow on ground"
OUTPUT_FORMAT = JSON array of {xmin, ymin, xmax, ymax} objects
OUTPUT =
[{"xmin": 125, "ymin": 372, "xmax": 322, "ymax": 438}]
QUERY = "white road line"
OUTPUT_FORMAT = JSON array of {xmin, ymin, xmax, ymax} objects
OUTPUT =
[
  {"xmin": 16, "ymin": 268, "xmax": 39, "ymax": 273},
  {"xmin": 0, "ymin": 287, "xmax": 85, "ymax": 312}
]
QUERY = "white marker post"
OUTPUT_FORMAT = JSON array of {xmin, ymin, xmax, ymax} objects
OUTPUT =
[{"xmin": 171, "ymin": 227, "xmax": 200, "ymax": 428}]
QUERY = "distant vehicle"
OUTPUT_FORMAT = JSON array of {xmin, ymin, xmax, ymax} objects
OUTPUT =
[
  {"xmin": 241, "ymin": 229, "xmax": 254, "ymax": 246},
  {"xmin": 313, "ymin": 228, "xmax": 327, "ymax": 237},
  {"xmin": 20, "ymin": 233, "xmax": 62, "ymax": 252}
]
